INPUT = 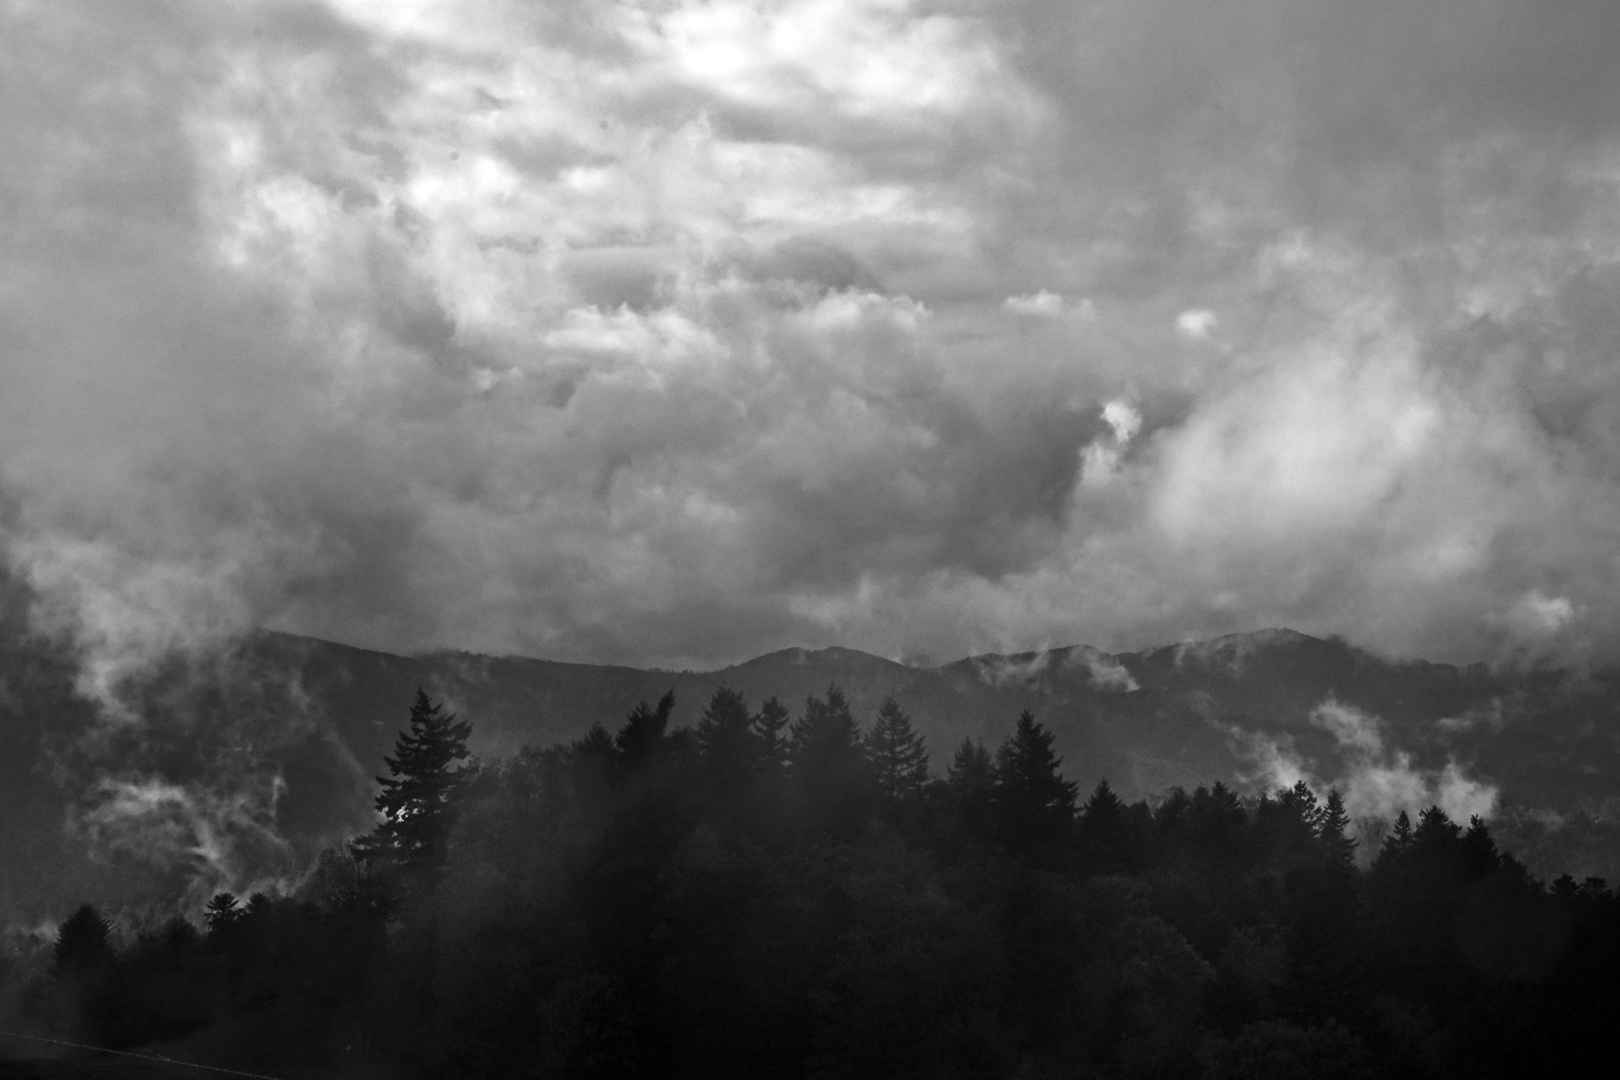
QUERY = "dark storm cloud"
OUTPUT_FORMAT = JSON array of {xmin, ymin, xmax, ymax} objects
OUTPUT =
[{"xmin": 5, "ymin": 0, "xmax": 1620, "ymax": 705}]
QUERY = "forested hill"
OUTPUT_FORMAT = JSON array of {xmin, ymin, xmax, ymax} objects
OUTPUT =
[
  {"xmin": 250, "ymin": 625, "xmax": 1620, "ymax": 814},
  {"xmin": 3, "ymin": 623, "xmax": 1620, "ymax": 924},
  {"xmin": 4, "ymin": 687, "xmax": 1618, "ymax": 1078}
]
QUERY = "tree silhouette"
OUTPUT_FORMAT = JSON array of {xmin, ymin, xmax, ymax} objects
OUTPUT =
[
  {"xmin": 994, "ymin": 711, "xmax": 1077, "ymax": 849},
  {"xmin": 754, "ymin": 696, "xmax": 791, "ymax": 772},
  {"xmin": 53, "ymin": 904, "xmax": 113, "ymax": 978},
  {"xmin": 615, "ymin": 689, "xmax": 676, "ymax": 771},
  {"xmin": 26, "ymin": 675, "xmax": 1620, "ymax": 1080},
  {"xmin": 1380, "ymin": 810, "xmax": 1414, "ymax": 863},
  {"xmin": 353, "ymin": 689, "xmax": 473, "ymax": 881},
  {"xmin": 787, "ymin": 685, "xmax": 872, "ymax": 833},
  {"xmin": 1079, "ymin": 779, "xmax": 1133, "ymax": 870},
  {"xmin": 864, "ymin": 697, "xmax": 929, "ymax": 800},
  {"xmin": 788, "ymin": 685, "xmax": 865, "ymax": 778},
  {"xmin": 204, "ymin": 892, "xmax": 242, "ymax": 933},
  {"xmin": 696, "ymin": 685, "xmax": 759, "ymax": 800},
  {"xmin": 1318, "ymin": 790, "xmax": 1357, "ymax": 872},
  {"xmin": 947, "ymin": 738, "xmax": 994, "ymax": 793}
]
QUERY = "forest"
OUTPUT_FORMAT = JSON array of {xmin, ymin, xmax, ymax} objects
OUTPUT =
[{"xmin": 3, "ymin": 685, "xmax": 1618, "ymax": 1079}]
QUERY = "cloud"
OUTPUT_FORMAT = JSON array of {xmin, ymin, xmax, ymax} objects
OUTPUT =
[
  {"xmin": 4, "ymin": 0, "xmax": 1620, "ymax": 714},
  {"xmin": 1069, "ymin": 647, "xmax": 1139, "ymax": 693},
  {"xmin": 1004, "ymin": 290, "xmax": 1066, "ymax": 316},
  {"xmin": 73, "ymin": 773, "xmax": 296, "ymax": 907},
  {"xmin": 1228, "ymin": 698, "xmax": 1500, "ymax": 828},
  {"xmin": 1174, "ymin": 309, "xmax": 1216, "ymax": 341}
]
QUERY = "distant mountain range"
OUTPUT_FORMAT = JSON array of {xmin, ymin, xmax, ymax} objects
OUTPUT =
[{"xmin": 5, "ymin": 625, "xmax": 1620, "ymax": 928}]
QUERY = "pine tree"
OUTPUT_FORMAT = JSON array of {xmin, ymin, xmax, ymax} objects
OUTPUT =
[
  {"xmin": 52, "ymin": 904, "xmax": 113, "ymax": 978},
  {"xmin": 1376, "ymin": 809, "xmax": 1414, "ymax": 868},
  {"xmin": 696, "ymin": 686, "xmax": 759, "ymax": 799},
  {"xmin": 1461, "ymin": 815, "xmax": 1501, "ymax": 876},
  {"xmin": 1317, "ymin": 790, "xmax": 1357, "ymax": 871},
  {"xmin": 993, "ymin": 711, "xmax": 1078, "ymax": 848},
  {"xmin": 573, "ymin": 722, "xmax": 615, "ymax": 759},
  {"xmin": 615, "ymin": 689, "xmax": 676, "ymax": 768},
  {"xmin": 786, "ymin": 685, "xmax": 873, "ymax": 832},
  {"xmin": 1414, "ymin": 805, "xmax": 1460, "ymax": 850},
  {"xmin": 787, "ymin": 685, "xmax": 865, "ymax": 778},
  {"xmin": 353, "ymin": 689, "xmax": 473, "ymax": 880},
  {"xmin": 754, "ymin": 696, "xmax": 791, "ymax": 771},
  {"xmin": 864, "ymin": 697, "xmax": 929, "ymax": 799},
  {"xmin": 947, "ymin": 738, "xmax": 994, "ymax": 795},
  {"xmin": 945, "ymin": 738, "xmax": 996, "ymax": 833},
  {"xmin": 204, "ymin": 892, "xmax": 242, "ymax": 933}
]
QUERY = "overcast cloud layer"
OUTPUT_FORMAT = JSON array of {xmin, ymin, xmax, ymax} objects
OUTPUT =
[{"xmin": 7, "ymin": 0, "xmax": 1620, "ymax": 687}]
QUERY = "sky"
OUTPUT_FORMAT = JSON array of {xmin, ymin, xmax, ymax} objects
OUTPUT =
[{"xmin": 6, "ymin": 0, "xmax": 1620, "ymax": 682}]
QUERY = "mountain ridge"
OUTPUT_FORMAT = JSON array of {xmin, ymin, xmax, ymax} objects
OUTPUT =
[{"xmin": 5, "ymin": 624, "xmax": 1620, "ymax": 924}]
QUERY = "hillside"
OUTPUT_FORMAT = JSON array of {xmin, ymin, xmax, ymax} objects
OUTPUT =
[{"xmin": 4, "ymin": 625, "xmax": 1620, "ymax": 926}]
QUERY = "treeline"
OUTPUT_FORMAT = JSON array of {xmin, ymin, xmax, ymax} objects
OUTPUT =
[{"xmin": 6, "ymin": 686, "xmax": 1620, "ymax": 1078}]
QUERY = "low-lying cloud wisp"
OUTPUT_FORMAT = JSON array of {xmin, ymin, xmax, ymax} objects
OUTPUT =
[{"xmin": 1228, "ymin": 698, "xmax": 1500, "ymax": 833}]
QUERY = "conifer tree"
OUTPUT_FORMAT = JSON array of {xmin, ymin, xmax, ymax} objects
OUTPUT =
[
  {"xmin": 1317, "ymin": 789, "xmax": 1357, "ymax": 871},
  {"xmin": 696, "ymin": 686, "xmax": 759, "ymax": 798},
  {"xmin": 1376, "ymin": 810, "xmax": 1414, "ymax": 868},
  {"xmin": 993, "ymin": 711, "xmax": 1078, "ymax": 847},
  {"xmin": 786, "ymin": 685, "xmax": 873, "ymax": 832},
  {"xmin": 864, "ymin": 697, "xmax": 929, "ymax": 799},
  {"xmin": 1187, "ymin": 783, "xmax": 1249, "ymax": 865},
  {"xmin": 573, "ymin": 722, "xmax": 615, "ymax": 759},
  {"xmin": 1461, "ymin": 814, "xmax": 1502, "ymax": 875},
  {"xmin": 754, "ymin": 696, "xmax": 791, "ymax": 771},
  {"xmin": 947, "ymin": 738, "xmax": 994, "ymax": 794},
  {"xmin": 615, "ymin": 689, "xmax": 676, "ymax": 769},
  {"xmin": 353, "ymin": 689, "xmax": 473, "ymax": 880},
  {"xmin": 52, "ymin": 904, "xmax": 113, "ymax": 977},
  {"xmin": 788, "ymin": 685, "xmax": 865, "ymax": 778},
  {"xmin": 946, "ymin": 738, "xmax": 996, "ymax": 833},
  {"xmin": 1414, "ymin": 805, "xmax": 1460, "ymax": 849},
  {"xmin": 204, "ymin": 892, "xmax": 242, "ymax": 933},
  {"xmin": 1081, "ymin": 778, "xmax": 1125, "ymax": 824}
]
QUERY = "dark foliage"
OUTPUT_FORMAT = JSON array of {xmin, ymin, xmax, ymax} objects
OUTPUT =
[
  {"xmin": 352, "ymin": 688, "xmax": 474, "ymax": 884},
  {"xmin": 9, "ymin": 688, "xmax": 1620, "ymax": 1078},
  {"xmin": 864, "ymin": 697, "xmax": 929, "ymax": 801}
]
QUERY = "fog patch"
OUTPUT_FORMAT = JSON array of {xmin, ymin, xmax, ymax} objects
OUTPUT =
[
  {"xmin": 1225, "ymin": 697, "xmax": 1500, "ymax": 829},
  {"xmin": 970, "ymin": 649, "xmax": 1054, "ymax": 687},
  {"xmin": 1065, "ymin": 646, "xmax": 1140, "ymax": 692},
  {"xmin": 73, "ymin": 773, "xmax": 296, "ymax": 909},
  {"xmin": 1081, "ymin": 400, "xmax": 1143, "ymax": 488}
]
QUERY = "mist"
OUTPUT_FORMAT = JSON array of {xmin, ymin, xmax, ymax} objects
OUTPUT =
[{"xmin": 3, "ymin": 0, "xmax": 1620, "ymax": 705}]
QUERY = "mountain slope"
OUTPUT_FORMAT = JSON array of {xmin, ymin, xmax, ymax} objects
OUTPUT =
[{"xmin": 5, "ymin": 625, "xmax": 1620, "ymax": 926}]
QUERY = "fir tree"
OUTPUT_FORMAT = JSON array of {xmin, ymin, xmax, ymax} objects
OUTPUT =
[
  {"xmin": 573, "ymin": 722, "xmax": 615, "ymax": 759},
  {"xmin": 204, "ymin": 892, "xmax": 242, "ymax": 933},
  {"xmin": 864, "ymin": 697, "xmax": 929, "ymax": 800},
  {"xmin": 1461, "ymin": 815, "xmax": 1502, "ymax": 876},
  {"xmin": 696, "ymin": 686, "xmax": 759, "ymax": 798},
  {"xmin": 1414, "ymin": 805, "xmax": 1460, "ymax": 850},
  {"xmin": 1317, "ymin": 790, "xmax": 1357, "ymax": 871},
  {"xmin": 754, "ymin": 696, "xmax": 791, "ymax": 771},
  {"xmin": 353, "ymin": 689, "xmax": 473, "ymax": 880},
  {"xmin": 1376, "ymin": 810, "xmax": 1414, "ymax": 869},
  {"xmin": 993, "ymin": 711, "xmax": 1078, "ymax": 848},
  {"xmin": 786, "ymin": 685, "xmax": 873, "ymax": 832},
  {"xmin": 52, "ymin": 904, "xmax": 113, "ymax": 978},
  {"xmin": 946, "ymin": 738, "xmax": 996, "ymax": 833},
  {"xmin": 787, "ymin": 685, "xmax": 865, "ymax": 778},
  {"xmin": 947, "ymin": 738, "xmax": 994, "ymax": 795},
  {"xmin": 615, "ymin": 689, "xmax": 676, "ymax": 770},
  {"xmin": 1078, "ymin": 779, "xmax": 1128, "ymax": 863}
]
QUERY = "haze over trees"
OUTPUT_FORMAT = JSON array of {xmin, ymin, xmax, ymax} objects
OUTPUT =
[{"xmin": 3, "ymin": 685, "xmax": 1618, "ymax": 1078}]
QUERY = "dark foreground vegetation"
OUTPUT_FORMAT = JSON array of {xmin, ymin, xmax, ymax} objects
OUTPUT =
[{"xmin": 5, "ymin": 687, "xmax": 1620, "ymax": 1078}]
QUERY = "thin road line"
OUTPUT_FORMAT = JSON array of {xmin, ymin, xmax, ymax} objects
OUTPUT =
[{"xmin": 0, "ymin": 1029, "xmax": 286, "ymax": 1080}]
